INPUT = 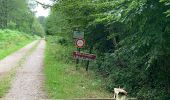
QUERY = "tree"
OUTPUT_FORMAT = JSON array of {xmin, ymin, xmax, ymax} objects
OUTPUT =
[
  {"xmin": 0, "ymin": 0, "xmax": 45, "ymax": 36},
  {"xmin": 32, "ymin": 18, "xmax": 45, "ymax": 37},
  {"xmin": 45, "ymin": 0, "xmax": 170, "ymax": 99},
  {"xmin": 38, "ymin": 16, "xmax": 46, "ymax": 28}
]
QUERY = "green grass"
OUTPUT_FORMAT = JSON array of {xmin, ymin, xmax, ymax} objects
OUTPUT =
[
  {"xmin": 0, "ymin": 40, "xmax": 40, "ymax": 98},
  {"xmin": 44, "ymin": 36, "xmax": 112, "ymax": 99},
  {"xmin": 0, "ymin": 29, "xmax": 35, "ymax": 60},
  {"xmin": 0, "ymin": 69, "xmax": 15, "ymax": 97}
]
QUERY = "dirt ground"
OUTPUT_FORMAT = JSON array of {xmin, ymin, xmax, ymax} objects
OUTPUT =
[
  {"xmin": 1, "ymin": 40, "xmax": 47, "ymax": 100},
  {"xmin": 0, "ymin": 41, "xmax": 38, "ymax": 76}
]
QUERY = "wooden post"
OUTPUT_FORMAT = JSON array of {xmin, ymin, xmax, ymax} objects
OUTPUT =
[
  {"xmin": 76, "ymin": 47, "xmax": 80, "ymax": 70},
  {"xmin": 86, "ymin": 46, "xmax": 93, "ymax": 71}
]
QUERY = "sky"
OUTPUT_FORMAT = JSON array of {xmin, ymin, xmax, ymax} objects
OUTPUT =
[{"xmin": 34, "ymin": 0, "xmax": 53, "ymax": 17}]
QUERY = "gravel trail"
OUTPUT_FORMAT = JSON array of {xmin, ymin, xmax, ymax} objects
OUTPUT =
[
  {"xmin": 3, "ymin": 40, "xmax": 47, "ymax": 100},
  {"xmin": 0, "ymin": 41, "xmax": 38, "ymax": 76}
]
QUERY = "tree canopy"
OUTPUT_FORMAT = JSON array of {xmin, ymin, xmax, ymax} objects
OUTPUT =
[
  {"xmin": 45, "ymin": 0, "xmax": 170, "ymax": 99},
  {"xmin": 0, "ymin": 0, "xmax": 45, "ymax": 36}
]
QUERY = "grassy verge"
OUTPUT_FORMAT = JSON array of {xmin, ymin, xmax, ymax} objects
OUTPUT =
[
  {"xmin": 0, "ymin": 29, "xmax": 36, "ymax": 60},
  {"xmin": 44, "ymin": 36, "xmax": 112, "ymax": 99},
  {"xmin": 0, "ymin": 40, "xmax": 40, "ymax": 98}
]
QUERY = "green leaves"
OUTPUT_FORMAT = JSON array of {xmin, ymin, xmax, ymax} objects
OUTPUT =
[
  {"xmin": 0, "ymin": 0, "xmax": 44, "ymax": 36},
  {"xmin": 46, "ymin": 0, "xmax": 170, "ymax": 99},
  {"xmin": 160, "ymin": 0, "xmax": 170, "ymax": 17}
]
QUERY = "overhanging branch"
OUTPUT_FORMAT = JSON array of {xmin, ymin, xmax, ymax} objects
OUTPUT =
[{"xmin": 35, "ymin": 1, "xmax": 52, "ymax": 8}]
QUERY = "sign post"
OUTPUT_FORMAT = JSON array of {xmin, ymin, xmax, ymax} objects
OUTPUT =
[
  {"xmin": 75, "ymin": 48, "xmax": 80, "ymax": 70},
  {"xmin": 86, "ymin": 46, "xmax": 93, "ymax": 71},
  {"xmin": 73, "ymin": 30, "xmax": 85, "ymax": 69},
  {"xmin": 72, "ymin": 30, "xmax": 96, "ymax": 71}
]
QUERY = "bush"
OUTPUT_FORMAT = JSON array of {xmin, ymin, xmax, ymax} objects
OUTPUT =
[
  {"xmin": 46, "ymin": 35, "xmax": 73, "ymax": 63},
  {"xmin": 0, "ymin": 29, "xmax": 34, "ymax": 59}
]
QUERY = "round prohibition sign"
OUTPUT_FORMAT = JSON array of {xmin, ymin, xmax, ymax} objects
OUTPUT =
[{"xmin": 75, "ymin": 39, "xmax": 85, "ymax": 48}]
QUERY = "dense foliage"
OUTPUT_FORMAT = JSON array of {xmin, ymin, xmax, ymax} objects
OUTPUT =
[
  {"xmin": 0, "ymin": 0, "xmax": 45, "ymax": 36},
  {"xmin": 46, "ymin": 0, "xmax": 170, "ymax": 99}
]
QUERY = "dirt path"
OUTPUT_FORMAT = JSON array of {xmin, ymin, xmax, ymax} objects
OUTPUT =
[
  {"xmin": 0, "ymin": 41, "xmax": 38, "ymax": 75},
  {"xmin": 3, "ymin": 40, "xmax": 47, "ymax": 100}
]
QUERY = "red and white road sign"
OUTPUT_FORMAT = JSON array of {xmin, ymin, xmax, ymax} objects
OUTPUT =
[
  {"xmin": 73, "ymin": 51, "xmax": 96, "ymax": 60},
  {"xmin": 75, "ymin": 39, "xmax": 85, "ymax": 48}
]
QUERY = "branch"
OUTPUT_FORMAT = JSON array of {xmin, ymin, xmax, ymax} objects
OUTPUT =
[{"xmin": 35, "ymin": 1, "xmax": 52, "ymax": 8}]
